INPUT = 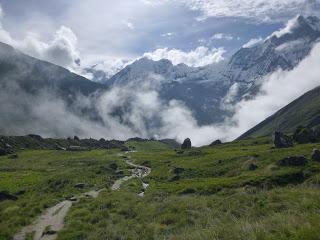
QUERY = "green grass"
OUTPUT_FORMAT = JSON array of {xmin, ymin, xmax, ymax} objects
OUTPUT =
[
  {"xmin": 1, "ymin": 137, "xmax": 320, "ymax": 239},
  {"xmin": 0, "ymin": 149, "xmax": 127, "ymax": 239}
]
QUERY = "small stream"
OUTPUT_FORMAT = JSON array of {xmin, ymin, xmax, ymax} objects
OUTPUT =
[{"xmin": 14, "ymin": 151, "xmax": 151, "ymax": 240}]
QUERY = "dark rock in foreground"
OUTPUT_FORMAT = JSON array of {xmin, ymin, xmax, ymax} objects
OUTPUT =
[
  {"xmin": 311, "ymin": 149, "xmax": 320, "ymax": 162},
  {"xmin": 273, "ymin": 132, "xmax": 293, "ymax": 148},
  {"xmin": 74, "ymin": 183, "xmax": 86, "ymax": 189},
  {"xmin": 172, "ymin": 167, "xmax": 185, "ymax": 175},
  {"xmin": 277, "ymin": 156, "xmax": 307, "ymax": 166},
  {"xmin": 181, "ymin": 138, "xmax": 191, "ymax": 149},
  {"xmin": 248, "ymin": 163, "xmax": 258, "ymax": 171},
  {"xmin": 120, "ymin": 146, "xmax": 130, "ymax": 152},
  {"xmin": 0, "ymin": 191, "xmax": 17, "ymax": 201},
  {"xmin": 293, "ymin": 126, "xmax": 316, "ymax": 144}
]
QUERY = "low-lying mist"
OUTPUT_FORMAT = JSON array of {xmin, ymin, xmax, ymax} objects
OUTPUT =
[{"xmin": 1, "ymin": 42, "xmax": 320, "ymax": 146}]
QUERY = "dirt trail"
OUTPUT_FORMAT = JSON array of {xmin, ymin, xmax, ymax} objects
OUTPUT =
[
  {"xmin": 112, "ymin": 152, "xmax": 151, "ymax": 193},
  {"xmin": 14, "ymin": 151, "xmax": 151, "ymax": 240},
  {"xmin": 13, "ymin": 190, "xmax": 101, "ymax": 240}
]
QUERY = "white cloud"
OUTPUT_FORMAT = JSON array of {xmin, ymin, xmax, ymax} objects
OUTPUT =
[
  {"xmin": 226, "ymin": 41, "xmax": 320, "ymax": 138},
  {"xmin": 242, "ymin": 37, "xmax": 263, "ymax": 48},
  {"xmin": 143, "ymin": 46, "xmax": 225, "ymax": 67},
  {"xmin": 161, "ymin": 32, "xmax": 175, "ymax": 37},
  {"xmin": 176, "ymin": 0, "xmax": 320, "ymax": 22},
  {"xmin": 211, "ymin": 33, "xmax": 233, "ymax": 40},
  {"xmin": 271, "ymin": 15, "xmax": 301, "ymax": 38},
  {"xmin": 122, "ymin": 20, "xmax": 135, "ymax": 30},
  {"xmin": 0, "ymin": 4, "xmax": 80, "ymax": 69},
  {"xmin": 89, "ymin": 58, "xmax": 133, "ymax": 80},
  {"xmin": 0, "ymin": 21, "xmax": 79, "ymax": 69}
]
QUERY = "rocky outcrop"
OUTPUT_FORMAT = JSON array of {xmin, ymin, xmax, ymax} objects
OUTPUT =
[
  {"xmin": 273, "ymin": 132, "xmax": 293, "ymax": 148},
  {"xmin": 209, "ymin": 140, "xmax": 222, "ymax": 146},
  {"xmin": 293, "ymin": 126, "xmax": 316, "ymax": 144},
  {"xmin": 181, "ymin": 138, "xmax": 191, "ymax": 149},
  {"xmin": 28, "ymin": 134, "xmax": 43, "ymax": 141},
  {"xmin": 172, "ymin": 167, "xmax": 185, "ymax": 175},
  {"xmin": 311, "ymin": 149, "xmax": 320, "ymax": 162},
  {"xmin": 277, "ymin": 156, "xmax": 307, "ymax": 166}
]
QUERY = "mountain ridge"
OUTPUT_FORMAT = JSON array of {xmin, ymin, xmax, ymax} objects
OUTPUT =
[{"xmin": 238, "ymin": 85, "xmax": 320, "ymax": 139}]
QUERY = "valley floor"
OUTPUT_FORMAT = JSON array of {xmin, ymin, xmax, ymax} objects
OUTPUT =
[{"xmin": 1, "ymin": 138, "xmax": 320, "ymax": 240}]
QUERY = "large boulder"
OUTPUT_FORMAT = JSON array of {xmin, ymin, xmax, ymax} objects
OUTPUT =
[
  {"xmin": 181, "ymin": 138, "xmax": 191, "ymax": 149},
  {"xmin": 311, "ymin": 149, "xmax": 320, "ymax": 162},
  {"xmin": 277, "ymin": 156, "xmax": 307, "ymax": 166},
  {"xmin": 74, "ymin": 183, "xmax": 86, "ymax": 189},
  {"xmin": 273, "ymin": 131, "xmax": 293, "ymax": 148},
  {"xmin": 172, "ymin": 167, "xmax": 185, "ymax": 174},
  {"xmin": 0, "ymin": 191, "xmax": 17, "ymax": 201},
  {"xmin": 73, "ymin": 136, "xmax": 80, "ymax": 141},
  {"xmin": 28, "ymin": 134, "xmax": 43, "ymax": 141},
  {"xmin": 293, "ymin": 126, "xmax": 316, "ymax": 144}
]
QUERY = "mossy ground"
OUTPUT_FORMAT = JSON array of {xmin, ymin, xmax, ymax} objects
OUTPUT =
[{"xmin": 1, "ymin": 138, "xmax": 320, "ymax": 239}]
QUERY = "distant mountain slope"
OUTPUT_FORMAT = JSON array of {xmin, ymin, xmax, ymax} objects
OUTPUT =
[
  {"xmin": 238, "ymin": 86, "xmax": 320, "ymax": 139},
  {"xmin": 0, "ymin": 42, "xmax": 109, "ymax": 137},
  {"xmin": 106, "ymin": 15, "xmax": 320, "ymax": 125},
  {"xmin": 0, "ymin": 42, "xmax": 105, "ymax": 97}
]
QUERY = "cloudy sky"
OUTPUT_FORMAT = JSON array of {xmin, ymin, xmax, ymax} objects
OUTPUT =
[{"xmin": 0, "ymin": 0, "xmax": 319, "ymax": 74}]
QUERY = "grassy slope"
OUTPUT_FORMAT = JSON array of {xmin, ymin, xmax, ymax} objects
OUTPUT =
[
  {"xmin": 51, "ymin": 139, "xmax": 320, "ymax": 240},
  {"xmin": 0, "ymin": 149, "xmax": 127, "ymax": 239},
  {"xmin": 239, "ymin": 86, "xmax": 320, "ymax": 139}
]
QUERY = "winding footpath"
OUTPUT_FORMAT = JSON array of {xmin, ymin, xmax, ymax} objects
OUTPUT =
[{"xmin": 13, "ymin": 151, "xmax": 151, "ymax": 240}]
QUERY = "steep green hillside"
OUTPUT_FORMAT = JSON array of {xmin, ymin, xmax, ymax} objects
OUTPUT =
[{"xmin": 239, "ymin": 86, "xmax": 320, "ymax": 139}]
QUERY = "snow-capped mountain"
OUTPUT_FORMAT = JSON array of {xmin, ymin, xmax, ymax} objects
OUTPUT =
[
  {"xmin": 104, "ymin": 15, "xmax": 320, "ymax": 125},
  {"xmin": 227, "ymin": 15, "xmax": 320, "ymax": 100}
]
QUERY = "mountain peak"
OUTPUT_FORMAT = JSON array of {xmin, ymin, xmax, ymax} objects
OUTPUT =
[
  {"xmin": 306, "ymin": 15, "xmax": 320, "ymax": 31},
  {"xmin": 133, "ymin": 57, "xmax": 173, "ymax": 67}
]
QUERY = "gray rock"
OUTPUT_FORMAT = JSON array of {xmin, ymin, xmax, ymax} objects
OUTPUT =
[
  {"xmin": 293, "ymin": 126, "xmax": 316, "ymax": 144},
  {"xmin": 28, "ymin": 134, "xmax": 43, "ymax": 141},
  {"xmin": 0, "ymin": 191, "xmax": 17, "ymax": 201},
  {"xmin": 69, "ymin": 196, "xmax": 78, "ymax": 202},
  {"xmin": 247, "ymin": 163, "xmax": 258, "ymax": 171},
  {"xmin": 115, "ymin": 170, "xmax": 124, "ymax": 175},
  {"xmin": 74, "ymin": 183, "xmax": 86, "ymax": 189},
  {"xmin": 181, "ymin": 138, "xmax": 192, "ymax": 149},
  {"xmin": 273, "ymin": 131, "xmax": 293, "ymax": 148},
  {"xmin": 311, "ymin": 149, "xmax": 320, "ymax": 162},
  {"xmin": 120, "ymin": 146, "xmax": 130, "ymax": 152},
  {"xmin": 110, "ymin": 162, "xmax": 118, "ymax": 170},
  {"xmin": 277, "ymin": 156, "xmax": 307, "ymax": 166},
  {"xmin": 172, "ymin": 167, "xmax": 185, "ymax": 175}
]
